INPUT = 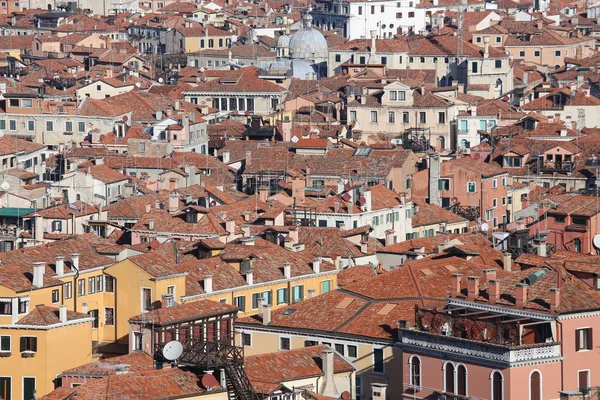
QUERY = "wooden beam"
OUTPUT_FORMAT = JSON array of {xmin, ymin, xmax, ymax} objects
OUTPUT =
[
  {"xmin": 477, "ymin": 313, "xmax": 507, "ymax": 320},
  {"xmin": 500, "ymin": 317, "xmax": 531, "ymax": 324},
  {"xmin": 461, "ymin": 310, "xmax": 492, "ymax": 317}
]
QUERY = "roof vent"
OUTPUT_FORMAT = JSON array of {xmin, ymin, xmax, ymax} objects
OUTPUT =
[{"xmin": 334, "ymin": 297, "xmax": 355, "ymax": 310}]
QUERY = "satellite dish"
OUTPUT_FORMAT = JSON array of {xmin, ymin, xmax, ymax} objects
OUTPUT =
[
  {"xmin": 199, "ymin": 67, "xmax": 205, "ymax": 72},
  {"xmin": 593, "ymin": 234, "xmax": 600, "ymax": 249},
  {"xmin": 158, "ymin": 77, "xmax": 164, "ymax": 83},
  {"xmin": 451, "ymin": 197, "xmax": 459, "ymax": 204},
  {"xmin": 0, "ymin": 181, "xmax": 9, "ymax": 190},
  {"xmin": 291, "ymin": 136, "xmax": 299, "ymax": 143},
  {"xmin": 340, "ymin": 392, "xmax": 351, "ymax": 400},
  {"xmin": 162, "ymin": 341, "xmax": 183, "ymax": 361},
  {"xmin": 390, "ymin": 138, "xmax": 403, "ymax": 145},
  {"xmin": 481, "ymin": 222, "xmax": 489, "ymax": 232},
  {"xmin": 201, "ymin": 374, "xmax": 219, "ymax": 389},
  {"xmin": 135, "ymin": 82, "xmax": 141, "ymax": 88}
]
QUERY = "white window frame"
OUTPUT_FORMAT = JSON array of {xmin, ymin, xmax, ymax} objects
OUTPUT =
[
  {"xmin": 576, "ymin": 327, "xmax": 592, "ymax": 351},
  {"xmin": 241, "ymin": 331, "xmax": 252, "ymax": 348},
  {"xmin": 141, "ymin": 287, "xmax": 152, "ymax": 312},
  {"xmin": 372, "ymin": 345, "xmax": 385, "ymax": 374},
  {"xmin": 456, "ymin": 363, "xmax": 468, "ymax": 396},
  {"xmin": 529, "ymin": 369, "xmax": 542, "ymax": 400},
  {"xmin": 408, "ymin": 355, "xmax": 422, "ymax": 390},
  {"xmin": 467, "ymin": 182, "xmax": 476, "ymax": 193},
  {"xmin": 104, "ymin": 307, "xmax": 114, "ymax": 326},
  {"xmin": 370, "ymin": 111, "xmax": 378, "ymax": 123},
  {"xmin": 490, "ymin": 370, "xmax": 504, "ymax": 400},
  {"xmin": 443, "ymin": 361, "xmax": 455, "ymax": 393},
  {"xmin": 279, "ymin": 335, "xmax": 291, "ymax": 351},
  {"xmin": 578, "ymin": 369, "xmax": 591, "ymax": 390},
  {"xmin": 0, "ymin": 335, "xmax": 10, "ymax": 352},
  {"xmin": 22, "ymin": 376, "xmax": 35, "ymax": 400},
  {"xmin": 492, "ymin": 179, "xmax": 497, "ymax": 188}
]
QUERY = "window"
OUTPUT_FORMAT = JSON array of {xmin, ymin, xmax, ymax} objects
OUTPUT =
[
  {"xmin": 8, "ymin": 99, "xmax": 18, "ymax": 107},
  {"xmin": 409, "ymin": 355, "xmax": 421, "ymax": 389},
  {"xmin": 554, "ymin": 215, "xmax": 566, "ymax": 223},
  {"xmin": 96, "ymin": 276, "xmax": 104, "ymax": 292},
  {"xmin": 356, "ymin": 376, "xmax": 363, "ymax": 400},
  {"xmin": 419, "ymin": 112, "xmax": 426, "ymax": 124},
  {"xmin": 370, "ymin": 111, "xmax": 378, "ymax": 123},
  {"xmin": 467, "ymin": 182, "xmax": 476, "ymax": 193},
  {"xmin": 64, "ymin": 282, "xmax": 72, "ymax": 299},
  {"xmin": 78, "ymin": 121, "xmax": 85, "ymax": 132},
  {"xmin": 88, "ymin": 277, "xmax": 95, "ymax": 294},
  {"xmin": 457, "ymin": 364, "xmax": 467, "ymax": 396},
  {"xmin": 438, "ymin": 112, "xmax": 446, "ymax": 124},
  {"xmin": 335, "ymin": 54, "xmax": 341, "ymax": 62},
  {"xmin": 388, "ymin": 111, "xmax": 396, "ymax": 123},
  {"xmin": 495, "ymin": 60, "xmax": 502, "ymax": 68},
  {"xmin": 89, "ymin": 309, "xmax": 98, "ymax": 328},
  {"xmin": 348, "ymin": 345, "xmax": 357, "ymax": 358},
  {"xmin": 373, "ymin": 347, "xmax": 384, "ymax": 373},
  {"xmin": 52, "ymin": 289, "xmax": 59, "ymax": 304},
  {"xmin": 133, "ymin": 332, "xmax": 143, "ymax": 351},
  {"xmin": 371, "ymin": 5, "xmax": 375, "ymax": 14},
  {"xmin": 0, "ymin": 336, "xmax": 9, "ymax": 352},
  {"xmin": 142, "ymin": 288, "xmax": 152, "ymax": 311},
  {"xmin": 279, "ymin": 336, "xmax": 291, "ymax": 350},
  {"xmin": 574, "ymin": 238, "xmax": 582, "ymax": 253},
  {"xmin": 321, "ymin": 280, "xmax": 331, "ymax": 294},
  {"xmin": 251, "ymin": 293, "xmax": 261, "ymax": 310},
  {"xmin": 472, "ymin": 62, "xmax": 478, "ymax": 73},
  {"xmin": 402, "ymin": 112, "xmax": 410, "ymax": 124},
  {"xmin": 105, "ymin": 276, "xmax": 114, "ymax": 293},
  {"xmin": 555, "ymin": 50, "xmax": 561, "ymax": 56},
  {"xmin": 530, "ymin": 370, "xmax": 541, "ymax": 400},
  {"xmin": 408, "ymin": 11, "xmax": 414, "ymax": 17},
  {"xmin": 292, "ymin": 285, "xmax": 304, "ymax": 303},
  {"xmin": 96, "ymin": 85, "xmax": 102, "ymax": 91},
  {"xmin": 20, "ymin": 336, "xmax": 37, "ymax": 352},
  {"xmin": 519, "ymin": 51, "xmax": 525, "ymax": 57},
  {"xmin": 276, "ymin": 288, "xmax": 288, "ymax": 305},
  {"xmin": 65, "ymin": 121, "xmax": 73, "ymax": 132},
  {"xmin": 27, "ymin": 120, "xmax": 34, "ymax": 132},
  {"xmin": 234, "ymin": 295, "xmax": 246, "ymax": 311},
  {"xmin": 358, "ymin": 6, "xmax": 362, "ymax": 15},
  {"xmin": 492, "ymin": 179, "xmax": 498, "ymax": 188},
  {"xmin": 491, "ymin": 371, "xmax": 503, "ymax": 400},
  {"xmin": 534, "ymin": 50, "xmax": 540, "ymax": 57},
  {"xmin": 502, "ymin": 197, "xmax": 507, "ymax": 206},
  {"xmin": 51, "ymin": 220, "xmax": 62, "ymax": 232},
  {"xmin": 444, "ymin": 362, "xmax": 454, "ymax": 393},
  {"xmin": 381, "ymin": 5, "xmax": 384, "ymax": 11},
  {"xmin": 46, "ymin": 121, "xmax": 53, "ymax": 132},
  {"xmin": 438, "ymin": 179, "xmax": 450, "ymax": 191},
  {"xmin": 476, "ymin": 37, "xmax": 482, "ymax": 43},
  {"xmin": 573, "ymin": 217, "xmax": 587, "ymax": 226},
  {"xmin": 579, "ymin": 370, "xmax": 590, "ymax": 393},
  {"xmin": 21, "ymin": 99, "xmax": 32, "ymax": 108},
  {"xmin": 9, "ymin": 120, "xmax": 15, "ymax": 131},
  {"xmin": 78, "ymin": 279, "xmax": 85, "ymax": 296},
  {"xmin": 496, "ymin": 37, "xmax": 502, "ymax": 43},
  {"xmin": 381, "ymin": 56, "xmax": 387, "ymax": 65},
  {"xmin": 208, "ymin": 39, "xmax": 214, "ymax": 47},
  {"xmin": 104, "ymin": 307, "xmax": 114, "ymax": 325},
  {"xmin": 349, "ymin": 110, "xmax": 357, "ymax": 122},
  {"xmin": 262, "ymin": 290, "xmax": 272, "ymax": 306},
  {"xmin": 242, "ymin": 332, "xmax": 252, "ymax": 346},
  {"xmin": 389, "ymin": 90, "xmax": 406, "ymax": 101}
]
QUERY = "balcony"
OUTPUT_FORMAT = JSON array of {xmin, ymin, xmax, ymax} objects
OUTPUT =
[{"xmin": 400, "ymin": 329, "xmax": 561, "ymax": 368}]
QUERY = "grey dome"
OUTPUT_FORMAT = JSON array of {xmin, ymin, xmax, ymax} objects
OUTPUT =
[
  {"xmin": 289, "ymin": 13, "xmax": 328, "ymax": 61},
  {"xmin": 277, "ymin": 34, "xmax": 290, "ymax": 48}
]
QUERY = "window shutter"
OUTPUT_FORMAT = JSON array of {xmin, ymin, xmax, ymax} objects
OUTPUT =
[
  {"xmin": 284, "ymin": 288, "xmax": 289, "ymax": 304},
  {"xmin": 1, "ymin": 336, "xmax": 8, "ymax": 351},
  {"xmin": 588, "ymin": 329, "xmax": 593, "ymax": 350},
  {"xmin": 20, "ymin": 337, "xmax": 26, "ymax": 352},
  {"xmin": 240, "ymin": 297, "xmax": 246, "ymax": 312},
  {"xmin": 268, "ymin": 290, "xmax": 273, "ymax": 306},
  {"xmin": 32, "ymin": 337, "xmax": 37, "ymax": 352},
  {"xmin": 576, "ymin": 330, "xmax": 581, "ymax": 351}
]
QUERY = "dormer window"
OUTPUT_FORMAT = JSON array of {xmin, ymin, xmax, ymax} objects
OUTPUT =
[{"xmin": 389, "ymin": 90, "xmax": 406, "ymax": 101}]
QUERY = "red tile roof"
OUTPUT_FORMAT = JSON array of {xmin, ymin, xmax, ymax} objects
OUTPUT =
[
  {"xmin": 130, "ymin": 300, "xmax": 238, "ymax": 325},
  {"xmin": 60, "ymin": 352, "xmax": 154, "ymax": 377},
  {"xmin": 16, "ymin": 305, "xmax": 90, "ymax": 326}
]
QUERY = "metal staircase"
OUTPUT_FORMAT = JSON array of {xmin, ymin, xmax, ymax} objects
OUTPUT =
[{"xmin": 222, "ymin": 347, "xmax": 262, "ymax": 400}]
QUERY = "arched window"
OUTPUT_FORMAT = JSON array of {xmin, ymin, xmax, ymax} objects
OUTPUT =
[
  {"xmin": 461, "ymin": 139, "xmax": 468, "ymax": 149},
  {"xmin": 457, "ymin": 364, "xmax": 467, "ymax": 396},
  {"xmin": 444, "ymin": 362, "xmax": 455, "ymax": 394},
  {"xmin": 530, "ymin": 370, "xmax": 541, "ymax": 400},
  {"xmin": 491, "ymin": 371, "xmax": 503, "ymax": 400},
  {"xmin": 439, "ymin": 136, "xmax": 446, "ymax": 150},
  {"xmin": 409, "ymin": 355, "xmax": 421, "ymax": 389},
  {"xmin": 574, "ymin": 238, "xmax": 582, "ymax": 253}
]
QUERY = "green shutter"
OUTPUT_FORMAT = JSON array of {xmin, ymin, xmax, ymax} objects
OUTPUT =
[
  {"xmin": 240, "ymin": 296, "xmax": 246, "ymax": 312},
  {"xmin": 31, "ymin": 337, "xmax": 37, "ymax": 352},
  {"xmin": 1, "ymin": 336, "xmax": 9, "ymax": 351},
  {"xmin": 20, "ymin": 336, "xmax": 26, "ymax": 352},
  {"xmin": 438, "ymin": 179, "xmax": 443, "ymax": 190}
]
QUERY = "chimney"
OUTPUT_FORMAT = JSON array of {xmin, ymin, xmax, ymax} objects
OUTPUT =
[
  {"xmin": 33, "ymin": 214, "xmax": 43, "ymax": 241},
  {"xmin": 262, "ymin": 304, "xmax": 271, "ymax": 325},
  {"xmin": 360, "ymin": 240, "xmax": 368, "ymax": 254},
  {"xmin": 203, "ymin": 275, "xmax": 213, "ymax": 293},
  {"xmin": 148, "ymin": 219, "xmax": 155, "ymax": 230},
  {"xmin": 168, "ymin": 192, "xmax": 179, "ymax": 214},
  {"xmin": 370, "ymin": 29, "xmax": 377, "ymax": 56},
  {"xmin": 308, "ymin": 289, "xmax": 317, "ymax": 298},
  {"xmin": 334, "ymin": 202, "xmax": 340, "ymax": 213},
  {"xmin": 246, "ymin": 270, "xmax": 254, "ymax": 285},
  {"xmin": 362, "ymin": 190, "xmax": 372, "ymax": 212},
  {"xmin": 385, "ymin": 229, "xmax": 394, "ymax": 246},
  {"xmin": 503, "ymin": 252, "xmax": 512, "ymax": 272},
  {"xmin": 483, "ymin": 268, "xmax": 496, "ymax": 283},
  {"xmin": 515, "ymin": 283, "xmax": 528, "ymax": 308},
  {"xmin": 288, "ymin": 227, "xmax": 298, "ymax": 244},
  {"xmin": 483, "ymin": 36, "xmax": 490, "ymax": 58},
  {"xmin": 451, "ymin": 273, "xmax": 463, "ymax": 297},
  {"xmin": 222, "ymin": 150, "xmax": 230, "ymax": 164},
  {"xmin": 145, "ymin": 202, "xmax": 151, "ymax": 214},
  {"xmin": 242, "ymin": 224, "xmax": 251, "ymax": 237},
  {"xmin": 55, "ymin": 256, "xmax": 65, "ymax": 276},
  {"xmin": 259, "ymin": 186, "xmax": 269, "ymax": 202},
  {"xmin": 467, "ymin": 276, "xmax": 480, "ymax": 301},
  {"xmin": 320, "ymin": 350, "xmax": 339, "ymax": 397},
  {"xmin": 489, "ymin": 279, "xmax": 500, "ymax": 305},
  {"xmin": 550, "ymin": 287, "xmax": 560, "ymax": 312},
  {"xmin": 71, "ymin": 253, "xmax": 80, "ymax": 272},
  {"xmin": 537, "ymin": 19, "xmax": 543, "ymax": 30},
  {"xmin": 161, "ymin": 294, "xmax": 174, "ymax": 308},
  {"xmin": 291, "ymin": 179, "xmax": 306, "ymax": 203},
  {"xmin": 245, "ymin": 151, "xmax": 252, "ymax": 166},
  {"xmin": 155, "ymin": 200, "xmax": 161, "ymax": 209},
  {"xmin": 534, "ymin": 236, "xmax": 547, "ymax": 257},
  {"xmin": 59, "ymin": 304, "xmax": 68, "ymax": 323},
  {"xmin": 33, "ymin": 262, "xmax": 45, "ymax": 288},
  {"xmin": 81, "ymin": 302, "xmax": 88, "ymax": 314},
  {"xmin": 226, "ymin": 219, "xmax": 236, "ymax": 234},
  {"xmin": 312, "ymin": 257, "xmax": 321, "ymax": 274},
  {"xmin": 283, "ymin": 262, "xmax": 291, "ymax": 279},
  {"xmin": 371, "ymin": 383, "xmax": 388, "ymax": 400}
]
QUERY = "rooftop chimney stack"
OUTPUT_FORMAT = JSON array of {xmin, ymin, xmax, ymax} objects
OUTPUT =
[
  {"xmin": 161, "ymin": 294, "xmax": 174, "ymax": 308},
  {"xmin": 489, "ymin": 279, "xmax": 500, "ymax": 305},
  {"xmin": 33, "ymin": 262, "xmax": 45, "ymax": 288},
  {"xmin": 312, "ymin": 257, "xmax": 321, "ymax": 274},
  {"xmin": 71, "ymin": 253, "xmax": 80, "ymax": 272},
  {"xmin": 320, "ymin": 349, "xmax": 339, "ymax": 397},
  {"xmin": 148, "ymin": 219, "xmax": 155, "ymax": 230},
  {"xmin": 203, "ymin": 275, "xmax": 213, "ymax": 294},
  {"xmin": 483, "ymin": 268, "xmax": 496, "ymax": 283},
  {"xmin": 550, "ymin": 287, "xmax": 560, "ymax": 312},
  {"xmin": 283, "ymin": 262, "xmax": 291, "ymax": 279},
  {"xmin": 515, "ymin": 283, "xmax": 528, "ymax": 308},
  {"xmin": 262, "ymin": 304, "xmax": 271, "ymax": 325},
  {"xmin": 246, "ymin": 270, "xmax": 254, "ymax": 285},
  {"xmin": 503, "ymin": 252, "xmax": 512, "ymax": 272},
  {"xmin": 483, "ymin": 36, "xmax": 490, "ymax": 58},
  {"xmin": 55, "ymin": 256, "xmax": 65, "ymax": 276},
  {"xmin": 288, "ymin": 227, "xmax": 298, "ymax": 244},
  {"xmin": 168, "ymin": 191, "xmax": 179, "ymax": 214},
  {"xmin": 59, "ymin": 304, "xmax": 67, "ymax": 324},
  {"xmin": 226, "ymin": 219, "xmax": 236, "ymax": 234},
  {"xmin": 370, "ymin": 29, "xmax": 377, "ymax": 56},
  {"xmin": 467, "ymin": 276, "xmax": 480, "ymax": 301},
  {"xmin": 451, "ymin": 273, "xmax": 463, "ymax": 297},
  {"xmin": 385, "ymin": 229, "xmax": 394, "ymax": 247},
  {"xmin": 81, "ymin": 302, "xmax": 88, "ymax": 314}
]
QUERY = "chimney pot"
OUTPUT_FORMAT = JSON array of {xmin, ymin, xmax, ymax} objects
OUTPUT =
[
  {"xmin": 33, "ymin": 262, "xmax": 45, "ymax": 288},
  {"xmin": 515, "ymin": 283, "xmax": 528, "ymax": 308},
  {"xmin": 59, "ymin": 304, "xmax": 68, "ymax": 324},
  {"xmin": 262, "ymin": 304, "xmax": 271, "ymax": 325},
  {"xmin": 483, "ymin": 268, "xmax": 496, "ymax": 282},
  {"xmin": 489, "ymin": 279, "xmax": 500, "ymax": 305},
  {"xmin": 312, "ymin": 257, "xmax": 321, "ymax": 274},
  {"xmin": 203, "ymin": 274, "xmax": 213, "ymax": 293},
  {"xmin": 451, "ymin": 273, "xmax": 463, "ymax": 297},
  {"xmin": 467, "ymin": 276, "xmax": 480, "ymax": 301},
  {"xmin": 288, "ymin": 227, "xmax": 298, "ymax": 244},
  {"xmin": 320, "ymin": 349, "xmax": 338, "ymax": 396},
  {"xmin": 81, "ymin": 302, "xmax": 88, "ymax": 314},
  {"xmin": 55, "ymin": 256, "xmax": 65, "ymax": 276},
  {"xmin": 283, "ymin": 263, "xmax": 291, "ymax": 279},
  {"xmin": 145, "ymin": 202, "xmax": 151, "ymax": 214},
  {"xmin": 503, "ymin": 252, "xmax": 512, "ymax": 272},
  {"xmin": 550, "ymin": 287, "xmax": 560, "ymax": 312},
  {"xmin": 148, "ymin": 219, "xmax": 155, "ymax": 230},
  {"xmin": 246, "ymin": 270, "xmax": 254, "ymax": 285}
]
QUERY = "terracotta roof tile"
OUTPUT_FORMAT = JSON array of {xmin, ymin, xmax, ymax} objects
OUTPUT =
[{"xmin": 130, "ymin": 299, "xmax": 238, "ymax": 325}]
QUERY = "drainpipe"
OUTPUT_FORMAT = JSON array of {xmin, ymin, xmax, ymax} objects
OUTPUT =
[{"xmin": 557, "ymin": 319, "xmax": 564, "ymax": 391}]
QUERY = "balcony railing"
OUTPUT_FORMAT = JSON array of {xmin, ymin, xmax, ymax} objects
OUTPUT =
[{"xmin": 400, "ymin": 329, "xmax": 561, "ymax": 367}]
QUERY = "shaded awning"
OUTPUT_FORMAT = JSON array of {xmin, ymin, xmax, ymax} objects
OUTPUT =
[{"xmin": 0, "ymin": 208, "xmax": 36, "ymax": 217}]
